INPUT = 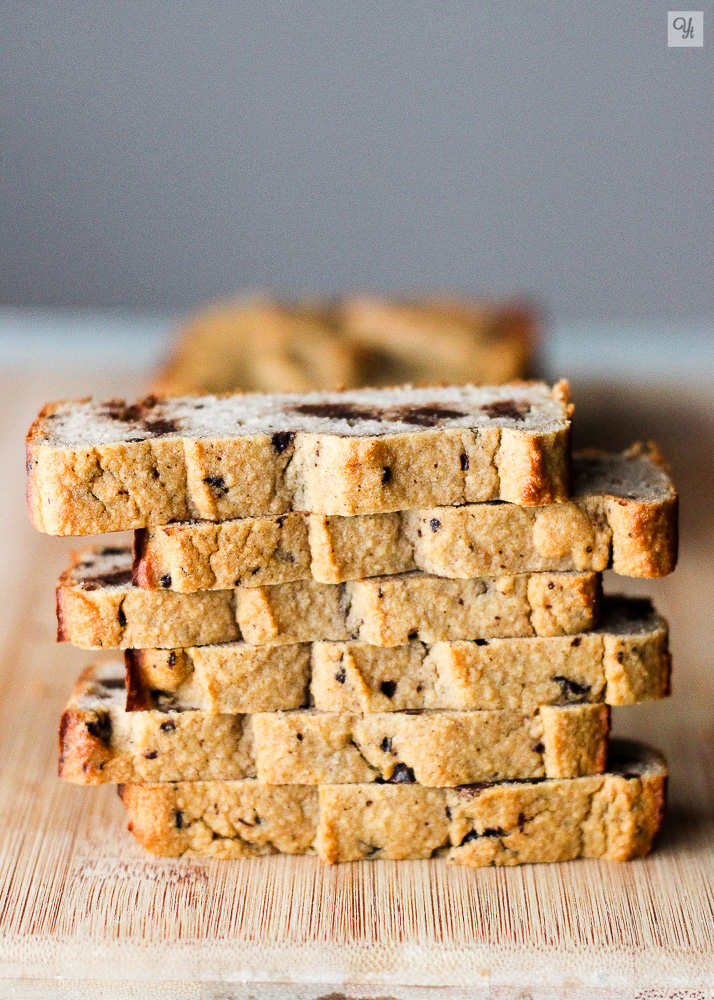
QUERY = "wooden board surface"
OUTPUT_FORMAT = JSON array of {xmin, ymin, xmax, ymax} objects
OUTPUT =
[{"xmin": 1, "ymin": 370, "xmax": 713, "ymax": 999}]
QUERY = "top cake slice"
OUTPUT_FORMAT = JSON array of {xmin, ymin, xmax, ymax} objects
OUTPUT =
[{"xmin": 26, "ymin": 381, "xmax": 572, "ymax": 536}]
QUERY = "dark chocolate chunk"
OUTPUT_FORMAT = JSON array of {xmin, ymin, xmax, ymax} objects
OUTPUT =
[
  {"xmin": 291, "ymin": 401, "xmax": 380, "ymax": 421},
  {"xmin": 553, "ymin": 675, "xmax": 591, "ymax": 699},
  {"xmin": 85, "ymin": 715, "xmax": 112, "ymax": 744},
  {"xmin": 381, "ymin": 466, "xmax": 392, "ymax": 485},
  {"xmin": 271, "ymin": 431, "xmax": 295, "ymax": 453},
  {"xmin": 117, "ymin": 605, "xmax": 127, "ymax": 628},
  {"xmin": 334, "ymin": 666, "xmax": 346, "ymax": 684},
  {"xmin": 175, "ymin": 810, "xmax": 184, "ymax": 829},
  {"xmin": 480, "ymin": 400, "xmax": 531, "ymax": 421},
  {"xmin": 380, "ymin": 736, "xmax": 393, "ymax": 753},
  {"xmin": 532, "ymin": 741, "xmax": 545, "ymax": 754},
  {"xmin": 159, "ymin": 574, "xmax": 172, "ymax": 589},
  {"xmin": 101, "ymin": 677, "xmax": 125, "ymax": 690},
  {"xmin": 143, "ymin": 417, "xmax": 179, "ymax": 436},
  {"xmin": 518, "ymin": 812, "xmax": 526, "ymax": 833},
  {"xmin": 296, "ymin": 733, "xmax": 303, "ymax": 741},
  {"xmin": 390, "ymin": 404, "xmax": 466, "ymax": 426},
  {"xmin": 143, "ymin": 750, "xmax": 158, "ymax": 760},
  {"xmin": 389, "ymin": 763, "xmax": 416, "ymax": 783},
  {"xmin": 474, "ymin": 638, "xmax": 489, "ymax": 646},
  {"xmin": 168, "ymin": 651, "xmax": 177, "ymax": 667},
  {"xmin": 430, "ymin": 518, "xmax": 441, "ymax": 532},
  {"xmin": 460, "ymin": 453, "xmax": 469, "ymax": 471},
  {"xmin": 460, "ymin": 826, "xmax": 506, "ymax": 845},
  {"xmin": 380, "ymin": 680, "xmax": 397, "ymax": 699},
  {"xmin": 160, "ymin": 720, "xmax": 176, "ymax": 733},
  {"xmin": 571, "ymin": 637, "xmax": 582, "ymax": 647},
  {"xmin": 203, "ymin": 475, "xmax": 228, "ymax": 495},
  {"xmin": 81, "ymin": 568, "xmax": 133, "ymax": 591}
]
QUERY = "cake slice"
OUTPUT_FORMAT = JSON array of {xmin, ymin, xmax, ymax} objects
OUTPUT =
[
  {"xmin": 132, "ymin": 445, "xmax": 677, "ymax": 592},
  {"xmin": 118, "ymin": 740, "xmax": 666, "ymax": 864},
  {"xmin": 59, "ymin": 661, "xmax": 609, "ymax": 785},
  {"xmin": 27, "ymin": 381, "xmax": 572, "ymax": 535},
  {"xmin": 150, "ymin": 295, "xmax": 536, "ymax": 397},
  {"xmin": 125, "ymin": 597, "xmax": 669, "ymax": 714},
  {"xmin": 57, "ymin": 546, "xmax": 600, "ymax": 649}
]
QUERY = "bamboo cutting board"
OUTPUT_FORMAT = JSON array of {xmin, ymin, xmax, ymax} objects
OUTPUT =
[{"xmin": 0, "ymin": 371, "xmax": 713, "ymax": 999}]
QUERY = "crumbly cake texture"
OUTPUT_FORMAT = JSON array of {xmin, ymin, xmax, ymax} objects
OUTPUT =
[
  {"xmin": 27, "ymin": 382, "xmax": 573, "ymax": 535},
  {"xmin": 151, "ymin": 295, "xmax": 535, "ymax": 397},
  {"xmin": 132, "ymin": 445, "xmax": 677, "ymax": 591},
  {"xmin": 118, "ymin": 740, "xmax": 666, "ymax": 864},
  {"xmin": 59, "ymin": 661, "xmax": 609, "ymax": 785},
  {"xmin": 126, "ymin": 597, "xmax": 670, "ymax": 714},
  {"xmin": 57, "ymin": 547, "xmax": 600, "ymax": 649}
]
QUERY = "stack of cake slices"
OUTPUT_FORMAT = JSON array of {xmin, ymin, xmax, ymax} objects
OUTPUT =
[{"xmin": 26, "ymin": 381, "xmax": 676, "ymax": 866}]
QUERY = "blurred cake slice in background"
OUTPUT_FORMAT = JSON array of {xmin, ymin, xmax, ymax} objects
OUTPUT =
[{"xmin": 151, "ymin": 294, "xmax": 538, "ymax": 395}]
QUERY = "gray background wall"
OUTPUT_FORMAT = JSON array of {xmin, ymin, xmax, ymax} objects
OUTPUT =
[{"xmin": 1, "ymin": 1, "xmax": 712, "ymax": 322}]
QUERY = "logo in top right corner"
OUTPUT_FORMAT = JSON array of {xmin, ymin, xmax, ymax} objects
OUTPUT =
[{"xmin": 668, "ymin": 11, "xmax": 703, "ymax": 46}]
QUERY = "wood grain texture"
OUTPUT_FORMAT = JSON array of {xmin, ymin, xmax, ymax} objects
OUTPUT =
[{"xmin": 1, "ymin": 372, "xmax": 713, "ymax": 998}]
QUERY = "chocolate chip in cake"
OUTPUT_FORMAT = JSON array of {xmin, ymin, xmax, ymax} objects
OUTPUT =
[
  {"xmin": 380, "ymin": 680, "xmax": 397, "ymax": 699},
  {"xmin": 390, "ymin": 404, "xmax": 466, "ymax": 426},
  {"xmin": 389, "ymin": 763, "xmax": 416, "ymax": 783},
  {"xmin": 480, "ymin": 400, "xmax": 530, "ymax": 421},
  {"xmin": 160, "ymin": 720, "xmax": 176, "ymax": 732},
  {"xmin": 380, "ymin": 736, "xmax": 393, "ymax": 753},
  {"xmin": 159, "ymin": 574, "xmax": 172, "ymax": 589},
  {"xmin": 85, "ymin": 715, "xmax": 112, "ymax": 744},
  {"xmin": 271, "ymin": 431, "xmax": 295, "ymax": 453},
  {"xmin": 430, "ymin": 518, "xmax": 441, "ymax": 532},
  {"xmin": 460, "ymin": 826, "xmax": 506, "ymax": 845},
  {"xmin": 460, "ymin": 453, "xmax": 469, "ymax": 471},
  {"xmin": 143, "ymin": 417, "xmax": 180, "ymax": 436},
  {"xmin": 291, "ymin": 401, "xmax": 379, "ymax": 421},
  {"xmin": 203, "ymin": 474, "xmax": 228, "ymax": 495},
  {"xmin": 81, "ymin": 568, "xmax": 133, "ymax": 591},
  {"xmin": 553, "ymin": 675, "xmax": 591, "ymax": 700}
]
